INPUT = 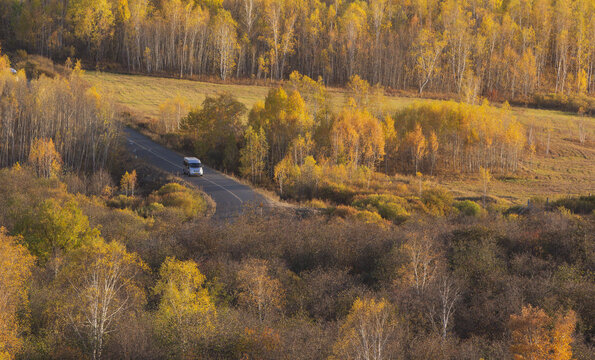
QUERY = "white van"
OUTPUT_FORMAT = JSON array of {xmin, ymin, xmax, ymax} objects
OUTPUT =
[{"xmin": 183, "ymin": 157, "xmax": 203, "ymax": 176}]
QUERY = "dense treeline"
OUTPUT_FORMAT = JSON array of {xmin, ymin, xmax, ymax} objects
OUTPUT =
[
  {"xmin": 0, "ymin": 54, "xmax": 118, "ymax": 172},
  {"xmin": 393, "ymin": 101, "xmax": 526, "ymax": 173},
  {"xmin": 1, "ymin": 0, "xmax": 595, "ymax": 101},
  {"xmin": 0, "ymin": 164, "xmax": 593, "ymax": 359}
]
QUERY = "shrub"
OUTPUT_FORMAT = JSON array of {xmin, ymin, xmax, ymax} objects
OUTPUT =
[
  {"xmin": 533, "ymin": 93, "xmax": 595, "ymax": 115},
  {"xmin": 356, "ymin": 210, "xmax": 385, "ymax": 225},
  {"xmin": 454, "ymin": 200, "xmax": 483, "ymax": 217},
  {"xmin": 107, "ymin": 195, "xmax": 141, "ymax": 210},
  {"xmin": 156, "ymin": 182, "xmax": 187, "ymax": 195},
  {"xmin": 332, "ymin": 205, "xmax": 359, "ymax": 219},
  {"xmin": 306, "ymin": 199, "xmax": 327, "ymax": 209},
  {"xmin": 421, "ymin": 188, "xmax": 454, "ymax": 216},
  {"xmin": 150, "ymin": 183, "xmax": 207, "ymax": 219},
  {"xmin": 318, "ymin": 181, "xmax": 357, "ymax": 204},
  {"xmin": 394, "ymin": 183, "xmax": 409, "ymax": 195},
  {"xmin": 137, "ymin": 202, "xmax": 166, "ymax": 218},
  {"xmin": 352, "ymin": 194, "xmax": 410, "ymax": 224},
  {"xmin": 550, "ymin": 195, "xmax": 595, "ymax": 214}
]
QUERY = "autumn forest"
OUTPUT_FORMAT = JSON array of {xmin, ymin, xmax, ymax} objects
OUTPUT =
[
  {"xmin": 0, "ymin": 0, "xmax": 594, "ymax": 359},
  {"xmin": 1, "ymin": 0, "xmax": 595, "ymax": 101}
]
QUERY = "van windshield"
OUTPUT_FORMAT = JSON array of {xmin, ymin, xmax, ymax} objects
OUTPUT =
[{"xmin": 189, "ymin": 163, "xmax": 202, "ymax": 168}]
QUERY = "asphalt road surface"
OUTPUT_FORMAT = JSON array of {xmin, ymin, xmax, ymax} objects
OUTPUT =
[{"xmin": 124, "ymin": 128, "xmax": 269, "ymax": 219}]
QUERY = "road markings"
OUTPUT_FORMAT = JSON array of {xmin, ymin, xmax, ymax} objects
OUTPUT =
[{"xmin": 127, "ymin": 136, "xmax": 244, "ymax": 204}]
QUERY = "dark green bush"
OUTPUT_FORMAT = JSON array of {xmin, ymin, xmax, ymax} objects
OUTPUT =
[
  {"xmin": 454, "ymin": 200, "xmax": 483, "ymax": 217},
  {"xmin": 550, "ymin": 195, "xmax": 595, "ymax": 214},
  {"xmin": 533, "ymin": 93, "xmax": 595, "ymax": 115}
]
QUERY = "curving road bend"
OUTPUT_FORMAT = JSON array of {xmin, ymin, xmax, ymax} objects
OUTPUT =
[{"xmin": 124, "ymin": 128, "xmax": 269, "ymax": 219}]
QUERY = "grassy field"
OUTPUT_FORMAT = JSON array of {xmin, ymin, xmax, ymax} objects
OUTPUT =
[
  {"xmin": 440, "ymin": 106, "xmax": 595, "ymax": 202},
  {"xmin": 85, "ymin": 71, "xmax": 417, "ymax": 116},
  {"xmin": 85, "ymin": 71, "xmax": 595, "ymax": 203}
]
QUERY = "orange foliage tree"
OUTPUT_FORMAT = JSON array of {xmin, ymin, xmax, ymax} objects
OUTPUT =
[{"xmin": 509, "ymin": 305, "xmax": 577, "ymax": 360}]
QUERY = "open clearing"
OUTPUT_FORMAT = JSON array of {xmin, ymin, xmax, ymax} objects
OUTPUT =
[
  {"xmin": 85, "ymin": 71, "xmax": 595, "ymax": 203},
  {"xmin": 85, "ymin": 71, "xmax": 417, "ymax": 116}
]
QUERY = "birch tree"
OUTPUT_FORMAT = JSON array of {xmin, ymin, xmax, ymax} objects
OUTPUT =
[
  {"xmin": 413, "ymin": 28, "xmax": 446, "ymax": 94},
  {"xmin": 153, "ymin": 257, "xmax": 217, "ymax": 357},
  {"xmin": 240, "ymin": 126, "xmax": 268, "ymax": 183},
  {"xmin": 332, "ymin": 297, "xmax": 397, "ymax": 360},
  {"xmin": 58, "ymin": 239, "xmax": 147, "ymax": 360},
  {"xmin": 213, "ymin": 10, "xmax": 238, "ymax": 80},
  {"xmin": 238, "ymin": 258, "xmax": 284, "ymax": 323}
]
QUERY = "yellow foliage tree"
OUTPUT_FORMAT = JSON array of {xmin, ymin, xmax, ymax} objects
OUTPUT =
[
  {"xmin": 479, "ymin": 166, "xmax": 491, "ymax": 206},
  {"xmin": 274, "ymin": 155, "xmax": 299, "ymax": 195},
  {"xmin": 331, "ymin": 105, "xmax": 385, "ymax": 170},
  {"xmin": 347, "ymin": 74, "xmax": 371, "ymax": 109},
  {"xmin": 18, "ymin": 198, "xmax": 100, "ymax": 269},
  {"xmin": 381, "ymin": 115, "xmax": 398, "ymax": 173},
  {"xmin": 238, "ymin": 259, "xmax": 284, "ymax": 323},
  {"xmin": 153, "ymin": 257, "xmax": 217, "ymax": 357},
  {"xmin": 288, "ymin": 133, "xmax": 314, "ymax": 166},
  {"xmin": 413, "ymin": 28, "xmax": 446, "ymax": 94},
  {"xmin": 299, "ymin": 155, "xmax": 322, "ymax": 192},
  {"xmin": 405, "ymin": 123, "xmax": 427, "ymax": 173},
  {"xmin": 0, "ymin": 228, "xmax": 35, "ymax": 360},
  {"xmin": 120, "ymin": 170, "xmax": 137, "ymax": 196},
  {"xmin": 240, "ymin": 126, "xmax": 269, "ymax": 183},
  {"xmin": 28, "ymin": 138, "xmax": 62, "ymax": 178},
  {"xmin": 332, "ymin": 297, "xmax": 396, "ymax": 360},
  {"xmin": 428, "ymin": 131, "xmax": 439, "ymax": 175},
  {"xmin": 0, "ymin": 47, "xmax": 8, "ymax": 70},
  {"xmin": 249, "ymin": 87, "xmax": 313, "ymax": 174},
  {"xmin": 159, "ymin": 96, "xmax": 188, "ymax": 133},
  {"xmin": 510, "ymin": 305, "xmax": 551, "ymax": 360},
  {"xmin": 68, "ymin": 0, "xmax": 115, "ymax": 58},
  {"xmin": 394, "ymin": 101, "xmax": 526, "ymax": 173},
  {"xmin": 58, "ymin": 239, "xmax": 147, "ymax": 360},
  {"xmin": 287, "ymin": 70, "xmax": 327, "ymax": 115}
]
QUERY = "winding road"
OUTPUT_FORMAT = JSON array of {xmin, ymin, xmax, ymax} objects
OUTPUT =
[{"xmin": 124, "ymin": 128, "xmax": 269, "ymax": 219}]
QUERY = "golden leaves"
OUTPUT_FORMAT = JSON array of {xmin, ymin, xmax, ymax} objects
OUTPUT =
[
  {"xmin": 237, "ymin": 259, "xmax": 285, "ymax": 323},
  {"xmin": 28, "ymin": 138, "xmax": 62, "ymax": 178},
  {"xmin": 0, "ymin": 228, "xmax": 34, "ymax": 359},
  {"xmin": 120, "ymin": 170, "xmax": 137, "ymax": 196},
  {"xmin": 153, "ymin": 257, "xmax": 217, "ymax": 356},
  {"xmin": 509, "ymin": 305, "xmax": 577, "ymax": 360},
  {"xmin": 332, "ymin": 297, "xmax": 396, "ymax": 360}
]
